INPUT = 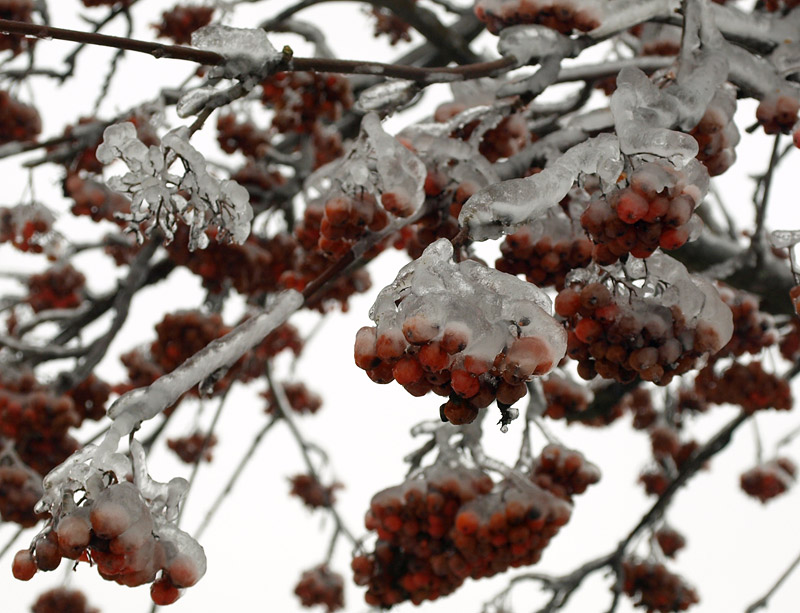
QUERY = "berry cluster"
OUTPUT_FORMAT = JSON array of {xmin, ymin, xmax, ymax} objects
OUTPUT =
[
  {"xmin": 26, "ymin": 264, "xmax": 86, "ymax": 313},
  {"xmin": 290, "ymin": 474, "xmax": 341, "ymax": 509},
  {"xmin": 153, "ymin": 5, "xmax": 215, "ymax": 45},
  {"xmin": 264, "ymin": 382, "xmax": 322, "ymax": 415},
  {"xmin": 167, "ymin": 226, "xmax": 297, "ymax": 296},
  {"xmin": 0, "ymin": 464, "xmax": 43, "ymax": 527},
  {"xmin": 693, "ymin": 361, "xmax": 792, "ymax": 414},
  {"xmin": 216, "ymin": 114, "xmax": 270, "ymax": 158},
  {"xmin": 357, "ymin": 240, "xmax": 566, "ymax": 425},
  {"xmin": 740, "ymin": 458, "xmax": 796, "ymax": 503},
  {"xmin": 655, "ymin": 526, "xmax": 686, "ymax": 558},
  {"xmin": 0, "ymin": 374, "xmax": 80, "ymax": 444},
  {"xmin": 261, "ymin": 72, "xmax": 353, "ymax": 134},
  {"xmin": 580, "ymin": 159, "xmax": 708, "ymax": 263},
  {"xmin": 756, "ymin": 94, "xmax": 799, "ymax": 135},
  {"xmin": 557, "ymin": 261, "xmax": 732, "ymax": 385},
  {"xmin": 67, "ymin": 374, "xmax": 111, "ymax": 422},
  {"xmin": 370, "ymin": 6, "xmax": 412, "ymax": 45},
  {"xmin": 230, "ymin": 161, "xmax": 287, "ymax": 213},
  {"xmin": 761, "ymin": 0, "xmax": 800, "ymax": 10},
  {"xmin": 167, "ymin": 432, "xmax": 217, "ymax": 464},
  {"xmin": 541, "ymin": 374, "xmax": 594, "ymax": 422},
  {"xmin": 434, "ymin": 102, "xmax": 529, "ymax": 164},
  {"xmin": 624, "ymin": 388, "xmax": 658, "ymax": 430},
  {"xmin": 64, "ymin": 172, "xmax": 131, "ymax": 224},
  {"xmin": 790, "ymin": 285, "xmax": 800, "ymax": 317},
  {"xmin": 31, "ymin": 588, "xmax": 98, "ymax": 613},
  {"xmin": 689, "ymin": 86, "xmax": 739, "ymax": 177},
  {"xmin": 0, "ymin": 0, "xmax": 36, "ymax": 55},
  {"xmin": 780, "ymin": 317, "xmax": 800, "ymax": 362},
  {"xmin": 353, "ymin": 465, "xmax": 494, "ymax": 606},
  {"xmin": 638, "ymin": 434, "xmax": 699, "ymax": 498},
  {"xmin": 474, "ymin": 0, "xmax": 601, "ymax": 35},
  {"xmin": 622, "ymin": 559, "xmax": 699, "ymax": 612},
  {"xmin": 0, "ymin": 203, "xmax": 54, "ymax": 254},
  {"xmin": 151, "ymin": 311, "xmax": 230, "ymax": 373},
  {"xmin": 295, "ymin": 565, "xmax": 345, "ymax": 612},
  {"xmin": 530, "ymin": 443, "xmax": 600, "ymax": 502},
  {"xmin": 13, "ymin": 481, "xmax": 206, "ymax": 607},
  {"xmin": 0, "ymin": 90, "xmax": 41, "ymax": 145},
  {"xmin": 715, "ymin": 285, "xmax": 778, "ymax": 358},
  {"xmin": 315, "ymin": 191, "xmax": 390, "ymax": 257},
  {"xmin": 496, "ymin": 210, "xmax": 594, "ymax": 290}
]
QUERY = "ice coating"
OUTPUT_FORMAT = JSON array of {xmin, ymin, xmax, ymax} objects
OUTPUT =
[
  {"xmin": 497, "ymin": 25, "xmax": 579, "ymax": 66},
  {"xmin": 98, "ymin": 122, "xmax": 253, "ymax": 250},
  {"xmin": 176, "ymin": 87, "xmax": 217, "ymax": 118},
  {"xmin": 191, "ymin": 24, "xmax": 281, "ymax": 78},
  {"xmin": 771, "ymin": 229, "xmax": 800, "ymax": 249},
  {"xmin": 459, "ymin": 133, "xmax": 622, "ymax": 241},
  {"xmin": 356, "ymin": 80, "xmax": 419, "ymax": 113}
]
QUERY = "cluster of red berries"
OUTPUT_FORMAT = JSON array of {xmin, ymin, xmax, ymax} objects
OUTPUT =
[
  {"xmin": 0, "ymin": 1, "xmax": 36, "ymax": 56},
  {"xmin": 762, "ymin": 0, "xmax": 800, "ymax": 10},
  {"xmin": 295, "ymin": 565, "xmax": 345, "ymax": 612},
  {"xmin": 167, "ymin": 227, "xmax": 296, "ymax": 296},
  {"xmin": 556, "ymin": 280, "xmax": 726, "ymax": 385},
  {"xmin": 635, "ymin": 23, "xmax": 681, "ymax": 57},
  {"xmin": 790, "ymin": 285, "xmax": 800, "ymax": 317},
  {"xmin": 289, "ymin": 474, "xmax": 341, "ymax": 509},
  {"xmin": 151, "ymin": 311, "xmax": 230, "ymax": 373},
  {"xmin": 655, "ymin": 526, "xmax": 686, "ymax": 558},
  {"xmin": 0, "ymin": 374, "xmax": 80, "ymax": 443},
  {"xmin": 216, "ymin": 114, "xmax": 270, "ymax": 158},
  {"xmin": 315, "ymin": 192, "xmax": 390, "ymax": 258},
  {"xmin": 261, "ymin": 72, "xmax": 353, "ymax": 134},
  {"xmin": 623, "ymin": 387, "xmax": 658, "ymax": 430},
  {"xmin": 311, "ymin": 124, "xmax": 345, "ymax": 169},
  {"xmin": 756, "ymin": 94, "xmax": 799, "ymax": 134},
  {"xmin": 167, "ymin": 432, "xmax": 217, "ymax": 464},
  {"xmin": 638, "ymin": 438, "xmax": 700, "ymax": 498},
  {"xmin": 622, "ymin": 559, "xmax": 699, "ymax": 612},
  {"xmin": 264, "ymin": 382, "xmax": 322, "ymax": 415},
  {"xmin": 530, "ymin": 443, "xmax": 600, "ymax": 502},
  {"xmin": 13, "ymin": 482, "xmax": 206, "ymax": 606},
  {"xmin": 31, "ymin": 588, "xmax": 98, "ymax": 613},
  {"xmin": 689, "ymin": 87, "xmax": 739, "ymax": 177},
  {"xmin": 0, "ymin": 203, "xmax": 53, "ymax": 253},
  {"xmin": 780, "ymin": 317, "xmax": 800, "ymax": 362},
  {"xmin": 496, "ymin": 221, "xmax": 594, "ymax": 290},
  {"xmin": 0, "ymin": 464, "xmax": 43, "ymax": 527},
  {"xmin": 474, "ymin": 0, "xmax": 601, "ymax": 34},
  {"xmin": 370, "ymin": 6, "xmax": 412, "ymax": 44},
  {"xmin": 153, "ymin": 5, "xmax": 214, "ymax": 45},
  {"xmin": 0, "ymin": 90, "xmax": 41, "ymax": 145},
  {"xmin": 715, "ymin": 286, "xmax": 778, "ymax": 358},
  {"xmin": 64, "ymin": 172, "xmax": 130, "ymax": 224},
  {"xmin": 541, "ymin": 374, "xmax": 595, "ymax": 422},
  {"xmin": 740, "ymin": 458, "xmax": 796, "ymax": 503},
  {"xmin": 694, "ymin": 361, "xmax": 791, "ymax": 414},
  {"xmin": 580, "ymin": 159, "xmax": 707, "ymax": 263},
  {"xmin": 230, "ymin": 161, "xmax": 287, "ymax": 213},
  {"xmin": 67, "ymin": 374, "xmax": 111, "ymax": 423},
  {"xmin": 26, "ymin": 263, "xmax": 86, "ymax": 313},
  {"xmin": 434, "ymin": 103, "xmax": 529, "ymax": 164}
]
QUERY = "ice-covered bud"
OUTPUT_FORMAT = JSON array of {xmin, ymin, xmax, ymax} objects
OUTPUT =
[
  {"xmin": 96, "ymin": 122, "xmax": 139, "ymax": 165},
  {"xmin": 191, "ymin": 24, "xmax": 281, "ymax": 78}
]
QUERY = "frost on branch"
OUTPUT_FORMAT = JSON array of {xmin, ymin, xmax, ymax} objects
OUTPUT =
[
  {"xmin": 190, "ymin": 24, "xmax": 282, "ymax": 79},
  {"xmin": 459, "ymin": 133, "xmax": 622, "ymax": 241},
  {"xmin": 356, "ymin": 239, "xmax": 566, "ymax": 425},
  {"xmin": 97, "ymin": 122, "xmax": 253, "ymax": 250}
]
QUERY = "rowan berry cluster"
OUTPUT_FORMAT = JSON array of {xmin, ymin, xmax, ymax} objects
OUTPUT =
[
  {"xmin": 556, "ymin": 258, "xmax": 732, "ymax": 385},
  {"xmin": 0, "ymin": 203, "xmax": 53, "ymax": 253},
  {"xmin": 689, "ymin": 86, "xmax": 739, "ymax": 177},
  {"xmin": 261, "ymin": 72, "xmax": 353, "ymax": 134},
  {"xmin": 496, "ymin": 209, "xmax": 594, "ymax": 290},
  {"xmin": 0, "ymin": 90, "xmax": 41, "ymax": 147},
  {"xmin": 715, "ymin": 286, "xmax": 778, "ymax": 358},
  {"xmin": 151, "ymin": 311, "xmax": 230, "ymax": 374},
  {"xmin": 655, "ymin": 526, "xmax": 686, "ymax": 558},
  {"xmin": 67, "ymin": 374, "xmax": 111, "ymax": 423},
  {"xmin": 64, "ymin": 173, "xmax": 131, "ymax": 224},
  {"xmin": 540, "ymin": 374, "xmax": 592, "ymax": 421},
  {"xmin": 153, "ymin": 5, "xmax": 215, "ymax": 45},
  {"xmin": 26, "ymin": 263, "xmax": 86, "ymax": 313},
  {"xmin": 434, "ymin": 102, "xmax": 529, "ymax": 164},
  {"xmin": 474, "ymin": 0, "xmax": 601, "ymax": 35},
  {"xmin": 580, "ymin": 159, "xmax": 708, "ymax": 263},
  {"xmin": 638, "ymin": 435, "xmax": 699, "ymax": 498},
  {"xmin": 353, "ymin": 465, "xmax": 495, "ymax": 606},
  {"xmin": 13, "ymin": 481, "xmax": 206, "ymax": 606},
  {"xmin": 625, "ymin": 388, "xmax": 658, "ymax": 430},
  {"xmin": 780, "ymin": 317, "xmax": 800, "ymax": 362},
  {"xmin": 31, "ymin": 588, "xmax": 98, "ymax": 613},
  {"xmin": 315, "ymin": 191, "xmax": 390, "ymax": 257},
  {"xmin": 264, "ymin": 382, "xmax": 322, "ymax": 415},
  {"xmin": 295, "ymin": 565, "xmax": 345, "ymax": 612},
  {"xmin": 289, "ymin": 474, "xmax": 341, "ymax": 509},
  {"xmin": 167, "ymin": 432, "xmax": 217, "ymax": 464},
  {"xmin": 621, "ymin": 559, "xmax": 699, "ymax": 612},
  {"xmin": 0, "ymin": 464, "xmax": 43, "ymax": 527},
  {"xmin": 693, "ymin": 361, "xmax": 792, "ymax": 414},
  {"xmin": 756, "ymin": 94, "xmax": 799, "ymax": 135},
  {"xmin": 357, "ymin": 240, "xmax": 566, "ymax": 425},
  {"xmin": 216, "ymin": 114, "xmax": 270, "ymax": 157},
  {"xmin": 740, "ymin": 458, "xmax": 796, "ymax": 503},
  {"xmin": 0, "ymin": 0, "xmax": 36, "ymax": 55},
  {"xmin": 530, "ymin": 443, "xmax": 600, "ymax": 502}
]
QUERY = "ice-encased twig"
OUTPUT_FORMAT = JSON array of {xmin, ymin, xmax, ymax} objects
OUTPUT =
[{"xmin": 459, "ymin": 134, "xmax": 622, "ymax": 241}]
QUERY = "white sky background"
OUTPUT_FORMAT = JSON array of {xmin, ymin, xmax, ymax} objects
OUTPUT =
[{"xmin": 1, "ymin": 1, "xmax": 800, "ymax": 612}]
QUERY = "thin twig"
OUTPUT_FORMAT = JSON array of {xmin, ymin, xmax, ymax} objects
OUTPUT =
[{"xmin": 745, "ymin": 548, "xmax": 800, "ymax": 613}]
